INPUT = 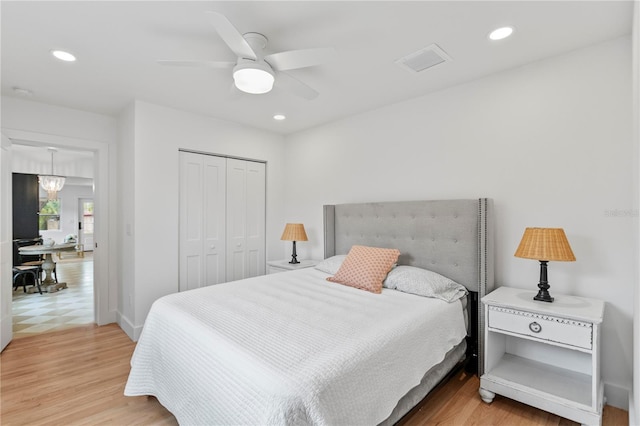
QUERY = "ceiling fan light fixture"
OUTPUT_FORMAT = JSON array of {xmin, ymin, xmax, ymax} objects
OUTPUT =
[{"xmin": 233, "ymin": 61, "xmax": 275, "ymax": 94}]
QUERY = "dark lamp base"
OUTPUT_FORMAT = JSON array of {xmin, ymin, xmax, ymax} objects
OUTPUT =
[
  {"xmin": 533, "ymin": 291, "xmax": 554, "ymax": 303},
  {"xmin": 289, "ymin": 240, "xmax": 299, "ymax": 264},
  {"xmin": 533, "ymin": 260, "xmax": 554, "ymax": 303}
]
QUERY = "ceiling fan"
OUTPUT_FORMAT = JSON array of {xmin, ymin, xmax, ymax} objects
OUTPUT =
[{"xmin": 158, "ymin": 11, "xmax": 335, "ymax": 100}]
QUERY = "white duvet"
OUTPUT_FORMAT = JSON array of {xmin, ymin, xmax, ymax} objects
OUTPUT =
[{"xmin": 124, "ymin": 267, "xmax": 466, "ymax": 425}]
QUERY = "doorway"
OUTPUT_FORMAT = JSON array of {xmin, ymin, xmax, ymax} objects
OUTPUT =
[
  {"xmin": 11, "ymin": 145, "xmax": 96, "ymax": 338},
  {"xmin": 1, "ymin": 128, "xmax": 112, "ymax": 351}
]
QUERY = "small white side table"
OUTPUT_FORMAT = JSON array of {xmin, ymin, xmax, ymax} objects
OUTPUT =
[
  {"xmin": 479, "ymin": 286, "xmax": 605, "ymax": 426},
  {"xmin": 267, "ymin": 259, "xmax": 320, "ymax": 274}
]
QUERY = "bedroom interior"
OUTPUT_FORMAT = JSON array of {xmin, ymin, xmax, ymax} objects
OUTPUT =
[{"xmin": 1, "ymin": 1, "xmax": 639, "ymax": 425}]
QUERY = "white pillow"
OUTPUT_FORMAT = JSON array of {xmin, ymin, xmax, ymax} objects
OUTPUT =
[
  {"xmin": 314, "ymin": 255, "xmax": 347, "ymax": 275},
  {"xmin": 383, "ymin": 265, "xmax": 468, "ymax": 302}
]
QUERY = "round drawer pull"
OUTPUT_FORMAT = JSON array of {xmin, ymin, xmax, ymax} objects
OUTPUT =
[{"xmin": 529, "ymin": 322, "xmax": 542, "ymax": 333}]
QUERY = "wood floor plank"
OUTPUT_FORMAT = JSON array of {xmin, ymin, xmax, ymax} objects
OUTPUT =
[{"xmin": 0, "ymin": 324, "xmax": 629, "ymax": 425}]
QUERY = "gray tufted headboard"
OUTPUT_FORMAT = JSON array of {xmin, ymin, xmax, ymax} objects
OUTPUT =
[{"xmin": 323, "ymin": 198, "xmax": 495, "ymax": 374}]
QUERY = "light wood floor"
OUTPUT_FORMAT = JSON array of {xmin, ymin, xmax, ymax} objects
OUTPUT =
[{"xmin": 0, "ymin": 324, "xmax": 629, "ymax": 425}]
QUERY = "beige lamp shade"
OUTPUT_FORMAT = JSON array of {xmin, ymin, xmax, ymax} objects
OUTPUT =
[
  {"xmin": 514, "ymin": 228, "xmax": 576, "ymax": 262},
  {"xmin": 280, "ymin": 223, "xmax": 308, "ymax": 242}
]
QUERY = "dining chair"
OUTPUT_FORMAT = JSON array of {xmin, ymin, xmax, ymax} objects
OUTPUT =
[
  {"xmin": 13, "ymin": 237, "xmax": 58, "ymax": 284},
  {"xmin": 12, "ymin": 265, "xmax": 43, "ymax": 294}
]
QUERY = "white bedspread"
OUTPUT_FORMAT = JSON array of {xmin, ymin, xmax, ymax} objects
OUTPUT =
[{"xmin": 124, "ymin": 267, "xmax": 466, "ymax": 425}]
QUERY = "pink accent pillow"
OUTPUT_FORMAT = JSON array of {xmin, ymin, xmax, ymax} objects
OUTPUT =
[{"xmin": 327, "ymin": 245, "xmax": 400, "ymax": 294}]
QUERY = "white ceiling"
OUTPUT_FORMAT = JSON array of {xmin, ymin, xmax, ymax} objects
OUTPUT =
[{"xmin": 1, "ymin": 1, "xmax": 633, "ymax": 135}]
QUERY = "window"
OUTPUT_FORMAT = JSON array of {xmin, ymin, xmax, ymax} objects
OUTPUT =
[{"xmin": 39, "ymin": 198, "xmax": 61, "ymax": 231}]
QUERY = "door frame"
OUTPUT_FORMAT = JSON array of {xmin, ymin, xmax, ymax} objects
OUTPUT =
[
  {"xmin": 1, "ymin": 134, "xmax": 13, "ymax": 351},
  {"xmin": 1, "ymin": 127, "xmax": 114, "ymax": 327}
]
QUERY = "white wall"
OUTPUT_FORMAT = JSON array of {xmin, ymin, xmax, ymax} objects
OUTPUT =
[
  {"xmin": 284, "ymin": 37, "xmax": 633, "ymax": 409},
  {"xmin": 119, "ymin": 101, "xmax": 286, "ymax": 337},
  {"xmin": 2, "ymin": 97, "xmax": 116, "ymax": 143},
  {"xmin": 117, "ymin": 103, "xmax": 136, "ymax": 336}
]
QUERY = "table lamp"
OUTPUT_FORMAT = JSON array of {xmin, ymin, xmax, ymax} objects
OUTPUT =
[
  {"xmin": 514, "ymin": 227, "xmax": 576, "ymax": 303},
  {"xmin": 281, "ymin": 223, "xmax": 308, "ymax": 264}
]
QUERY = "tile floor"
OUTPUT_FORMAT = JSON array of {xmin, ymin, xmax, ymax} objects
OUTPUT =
[{"xmin": 12, "ymin": 252, "xmax": 93, "ymax": 338}]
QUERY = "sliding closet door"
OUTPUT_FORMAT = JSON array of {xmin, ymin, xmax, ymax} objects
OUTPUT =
[
  {"xmin": 226, "ymin": 158, "xmax": 265, "ymax": 281},
  {"xmin": 179, "ymin": 152, "xmax": 226, "ymax": 291}
]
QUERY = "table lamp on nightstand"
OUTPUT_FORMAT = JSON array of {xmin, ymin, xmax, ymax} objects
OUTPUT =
[
  {"xmin": 281, "ymin": 223, "xmax": 308, "ymax": 264},
  {"xmin": 514, "ymin": 227, "xmax": 576, "ymax": 303}
]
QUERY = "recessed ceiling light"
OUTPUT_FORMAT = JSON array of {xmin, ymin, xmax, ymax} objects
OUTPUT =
[
  {"xmin": 51, "ymin": 50, "xmax": 76, "ymax": 62},
  {"xmin": 489, "ymin": 27, "xmax": 514, "ymax": 41},
  {"xmin": 273, "ymin": 114, "xmax": 286, "ymax": 121}
]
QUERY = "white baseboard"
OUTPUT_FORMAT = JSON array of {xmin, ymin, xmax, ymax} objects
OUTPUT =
[
  {"xmin": 95, "ymin": 309, "xmax": 117, "ymax": 326},
  {"xmin": 629, "ymin": 391, "xmax": 638, "ymax": 426},
  {"xmin": 604, "ymin": 382, "xmax": 630, "ymax": 411},
  {"xmin": 116, "ymin": 311, "xmax": 143, "ymax": 342}
]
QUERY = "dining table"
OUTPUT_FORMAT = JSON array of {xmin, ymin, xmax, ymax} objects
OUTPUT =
[{"xmin": 18, "ymin": 242, "xmax": 76, "ymax": 293}]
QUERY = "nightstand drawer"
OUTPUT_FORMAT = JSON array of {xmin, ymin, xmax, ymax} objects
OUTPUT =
[{"xmin": 488, "ymin": 306, "xmax": 593, "ymax": 350}]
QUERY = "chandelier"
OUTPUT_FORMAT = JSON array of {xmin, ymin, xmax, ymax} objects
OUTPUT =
[{"xmin": 38, "ymin": 148, "xmax": 65, "ymax": 200}]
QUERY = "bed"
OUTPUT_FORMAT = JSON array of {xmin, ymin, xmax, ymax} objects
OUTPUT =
[{"xmin": 125, "ymin": 199, "xmax": 494, "ymax": 425}]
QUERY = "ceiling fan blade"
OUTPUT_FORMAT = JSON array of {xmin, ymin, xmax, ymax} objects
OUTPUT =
[
  {"xmin": 265, "ymin": 47, "xmax": 335, "ymax": 71},
  {"xmin": 205, "ymin": 11, "xmax": 256, "ymax": 60},
  {"xmin": 275, "ymin": 72, "xmax": 319, "ymax": 100},
  {"xmin": 157, "ymin": 60, "xmax": 235, "ymax": 68}
]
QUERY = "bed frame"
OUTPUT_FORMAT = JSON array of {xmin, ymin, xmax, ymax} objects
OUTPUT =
[{"xmin": 323, "ymin": 199, "xmax": 495, "ymax": 422}]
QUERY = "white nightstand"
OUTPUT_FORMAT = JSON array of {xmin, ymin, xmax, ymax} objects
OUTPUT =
[
  {"xmin": 479, "ymin": 286, "xmax": 605, "ymax": 426},
  {"xmin": 266, "ymin": 259, "xmax": 320, "ymax": 274}
]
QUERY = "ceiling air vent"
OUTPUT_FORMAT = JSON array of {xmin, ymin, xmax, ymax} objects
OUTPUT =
[{"xmin": 395, "ymin": 44, "xmax": 452, "ymax": 73}]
